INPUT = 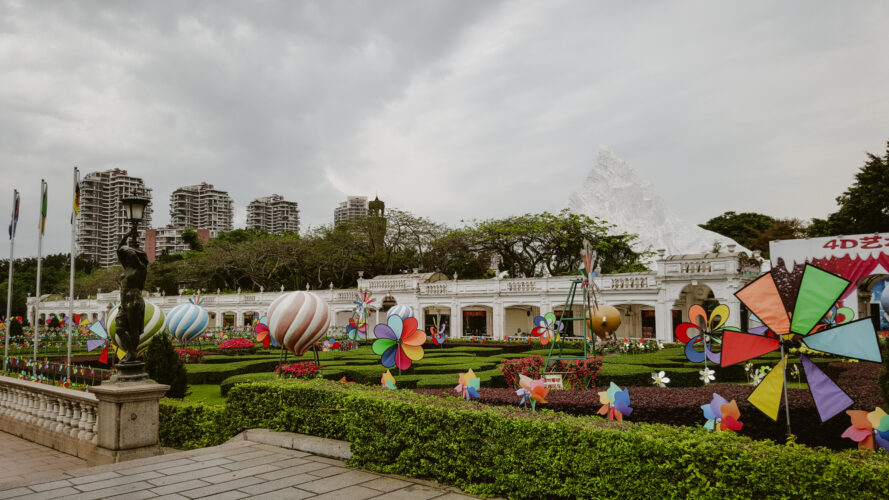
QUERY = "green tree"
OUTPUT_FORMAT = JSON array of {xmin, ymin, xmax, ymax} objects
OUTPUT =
[
  {"xmin": 749, "ymin": 218, "xmax": 808, "ymax": 258},
  {"xmin": 181, "ymin": 228, "xmax": 204, "ymax": 252},
  {"xmin": 809, "ymin": 141, "xmax": 889, "ymax": 236},
  {"xmin": 700, "ymin": 211, "xmax": 774, "ymax": 252},
  {"xmin": 143, "ymin": 333, "xmax": 188, "ymax": 398}
]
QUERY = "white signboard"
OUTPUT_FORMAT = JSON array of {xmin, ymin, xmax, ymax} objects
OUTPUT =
[{"xmin": 543, "ymin": 374, "xmax": 563, "ymax": 390}]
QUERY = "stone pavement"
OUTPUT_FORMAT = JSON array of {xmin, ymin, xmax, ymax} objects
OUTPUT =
[
  {"xmin": 0, "ymin": 434, "xmax": 478, "ymax": 499},
  {"xmin": 0, "ymin": 430, "xmax": 88, "ymax": 485}
]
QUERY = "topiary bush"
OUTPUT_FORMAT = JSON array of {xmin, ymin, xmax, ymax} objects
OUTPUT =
[
  {"xmin": 880, "ymin": 346, "xmax": 889, "ymax": 406},
  {"xmin": 144, "ymin": 333, "xmax": 188, "ymax": 398}
]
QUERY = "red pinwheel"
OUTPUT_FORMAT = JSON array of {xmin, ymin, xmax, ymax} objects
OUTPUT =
[
  {"xmin": 253, "ymin": 316, "xmax": 276, "ymax": 348},
  {"xmin": 675, "ymin": 304, "xmax": 727, "ymax": 364},
  {"xmin": 429, "ymin": 315, "xmax": 447, "ymax": 346},
  {"xmin": 372, "ymin": 315, "xmax": 426, "ymax": 370}
]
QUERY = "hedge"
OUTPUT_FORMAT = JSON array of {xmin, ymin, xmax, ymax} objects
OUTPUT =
[{"xmin": 161, "ymin": 379, "xmax": 889, "ymax": 499}]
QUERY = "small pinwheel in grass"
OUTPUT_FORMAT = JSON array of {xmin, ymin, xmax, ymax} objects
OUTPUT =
[
  {"xmin": 253, "ymin": 316, "xmax": 277, "ymax": 348},
  {"xmin": 372, "ymin": 315, "xmax": 426, "ymax": 370},
  {"xmin": 429, "ymin": 315, "xmax": 447, "ymax": 346},
  {"xmin": 842, "ymin": 408, "xmax": 889, "ymax": 451},
  {"xmin": 651, "ymin": 371, "xmax": 670, "ymax": 388},
  {"xmin": 455, "ymin": 369, "xmax": 481, "ymax": 401},
  {"xmin": 346, "ymin": 317, "xmax": 367, "ymax": 341},
  {"xmin": 702, "ymin": 393, "xmax": 743, "ymax": 433},
  {"xmin": 531, "ymin": 313, "xmax": 564, "ymax": 346},
  {"xmin": 675, "ymin": 304, "xmax": 729, "ymax": 364},
  {"xmin": 381, "ymin": 370, "xmax": 396, "ymax": 390},
  {"xmin": 597, "ymin": 382, "xmax": 632, "ymax": 422},
  {"xmin": 516, "ymin": 374, "xmax": 548, "ymax": 411}
]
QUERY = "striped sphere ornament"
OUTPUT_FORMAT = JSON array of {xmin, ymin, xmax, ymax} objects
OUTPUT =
[
  {"xmin": 108, "ymin": 301, "xmax": 166, "ymax": 354},
  {"xmin": 165, "ymin": 301, "xmax": 210, "ymax": 344},
  {"xmin": 267, "ymin": 291, "xmax": 331, "ymax": 356},
  {"xmin": 386, "ymin": 304, "xmax": 414, "ymax": 321}
]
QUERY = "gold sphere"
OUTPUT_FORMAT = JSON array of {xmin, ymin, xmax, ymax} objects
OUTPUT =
[{"xmin": 586, "ymin": 305, "xmax": 622, "ymax": 339}]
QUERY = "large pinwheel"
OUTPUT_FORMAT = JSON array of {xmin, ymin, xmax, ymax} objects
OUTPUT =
[
  {"xmin": 675, "ymin": 304, "xmax": 728, "ymax": 365},
  {"xmin": 516, "ymin": 374, "xmax": 548, "ymax": 411},
  {"xmin": 597, "ymin": 381, "xmax": 632, "ymax": 422},
  {"xmin": 347, "ymin": 292, "xmax": 373, "ymax": 340},
  {"xmin": 702, "ymin": 393, "xmax": 743, "ymax": 433},
  {"xmin": 372, "ymin": 315, "xmax": 426, "ymax": 370},
  {"xmin": 720, "ymin": 264, "xmax": 883, "ymax": 425},
  {"xmin": 531, "ymin": 313, "xmax": 563, "ymax": 346},
  {"xmin": 455, "ymin": 369, "xmax": 481, "ymax": 401},
  {"xmin": 842, "ymin": 408, "xmax": 889, "ymax": 451},
  {"xmin": 253, "ymin": 316, "xmax": 277, "ymax": 348},
  {"xmin": 429, "ymin": 315, "xmax": 447, "ymax": 346}
]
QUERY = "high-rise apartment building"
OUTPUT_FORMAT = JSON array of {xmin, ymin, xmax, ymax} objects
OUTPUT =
[
  {"xmin": 333, "ymin": 196, "xmax": 368, "ymax": 223},
  {"xmin": 77, "ymin": 169, "xmax": 153, "ymax": 267},
  {"xmin": 246, "ymin": 194, "xmax": 300, "ymax": 235},
  {"xmin": 169, "ymin": 183, "xmax": 233, "ymax": 232}
]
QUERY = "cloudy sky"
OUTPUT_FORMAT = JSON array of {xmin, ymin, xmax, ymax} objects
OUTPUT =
[{"xmin": 1, "ymin": 0, "xmax": 887, "ymax": 257}]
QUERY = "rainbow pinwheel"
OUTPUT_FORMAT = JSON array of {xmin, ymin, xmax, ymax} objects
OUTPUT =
[
  {"xmin": 347, "ymin": 292, "xmax": 374, "ymax": 340},
  {"xmin": 372, "ymin": 315, "xmax": 426, "ymax": 370},
  {"xmin": 531, "ymin": 313, "xmax": 563, "ymax": 346},
  {"xmin": 842, "ymin": 408, "xmax": 889, "ymax": 451},
  {"xmin": 702, "ymin": 393, "xmax": 743, "ymax": 433},
  {"xmin": 455, "ymin": 368, "xmax": 480, "ymax": 401},
  {"xmin": 430, "ymin": 315, "xmax": 447, "ymax": 346},
  {"xmin": 675, "ymin": 304, "xmax": 729, "ymax": 364},
  {"xmin": 721, "ymin": 264, "xmax": 883, "ymax": 423},
  {"xmin": 597, "ymin": 381, "xmax": 632, "ymax": 422},
  {"xmin": 381, "ymin": 369, "xmax": 396, "ymax": 390},
  {"xmin": 253, "ymin": 316, "xmax": 277, "ymax": 347},
  {"xmin": 516, "ymin": 374, "xmax": 548, "ymax": 410}
]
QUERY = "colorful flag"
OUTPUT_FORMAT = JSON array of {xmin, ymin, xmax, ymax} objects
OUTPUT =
[
  {"xmin": 73, "ymin": 181, "xmax": 80, "ymax": 216},
  {"xmin": 8, "ymin": 189, "xmax": 19, "ymax": 240},
  {"xmin": 39, "ymin": 181, "xmax": 47, "ymax": 235}
]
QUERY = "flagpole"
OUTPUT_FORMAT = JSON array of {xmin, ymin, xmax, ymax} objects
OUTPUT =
[
  {"xmin": 33, "ymin": 179, "xmax": 46, "ymax": 378},
  {"xmin": 67, "ymin": 167, "xmax": 79, "ymax": 380},
  {"xmin": 4, "ymin": 189, "xmax": 19, "ymax": 373}
]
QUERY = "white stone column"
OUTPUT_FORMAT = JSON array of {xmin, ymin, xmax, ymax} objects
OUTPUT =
[{"xmin": 492, "ymin": 302, "xmax": 504, "ymax": 339}]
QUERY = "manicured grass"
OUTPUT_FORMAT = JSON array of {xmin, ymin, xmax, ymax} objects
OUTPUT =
[{"xmin": 185, "ymin": 384, "xmax": 227, "ymax": 406}]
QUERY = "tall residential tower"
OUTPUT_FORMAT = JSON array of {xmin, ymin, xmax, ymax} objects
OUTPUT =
[
  {"xmin": 246, "ymin": 194, "xmax": 300, "ymax": 234},
  {"xmin": 169, "ymin": 182, "xmax": 233, "ymax": 232}
]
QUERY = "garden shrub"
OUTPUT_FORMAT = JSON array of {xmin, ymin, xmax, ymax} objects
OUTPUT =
[
  {"xmin": 174, "ymin": 348, "xmax": 204, "ymax": 364},
  {"xmin": 880, "ymin": 347, "xmax": 889, "ymax": 406},
  {"xmin": 162, "ymin": 379, "xmax": 889, "ymax": 499},
  {"xmin": 144, "ymin": 333, "xmax": 188, "ymax": 398},
  {"xmin": 275, "ymin": 361, "xmax": 320, "ymax": 379},
  {"xmin": 159, "ymin": 399, "xmax": 229, "ymax": 449},
  {"xmin": 498, "ymin": 355, "xmax": 547, "ymax": 388}
]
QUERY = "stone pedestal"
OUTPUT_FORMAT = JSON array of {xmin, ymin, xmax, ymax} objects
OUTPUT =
[{"xmin": 89, "ymin": 378, "xmax": 169, "ymax": 465}]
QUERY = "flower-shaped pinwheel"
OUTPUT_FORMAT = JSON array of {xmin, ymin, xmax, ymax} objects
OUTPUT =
[
  {"xmin": 254, "ymin": 316, "xmax": 278, "ymax": 348},
  {"xmin": 651, "ymin": 371, "xmax": 670, "ymax": 388},
  {"xmin": 675, "ymin": 304, "xmax": 728, "ymax": 364},
  {"xmin": 699, "ymin": 367, "xmax": 716, "ymax": 384},
  {"xmin": 597, "ymin": 381, "xmax": 632, "ymax": 422},
  {"xmin": 531, "ymin": 313, "xmax": 564, "ymax": 346},
  {"xmin": 516, "ymin": 374, "xmax": 548, "ymax": 411},
  {"xmin": 381, "ymin": 370, "xmax": 396, "ymax": 390},
  {"xmin": 455, "ymin": 369, "xmax": 481, "ymax": 401},
  {"xmin": 430, "ymin": 315, "xmax": 447, "ymax": 346},
  {"xmin": 842, "ymin": 408, "xmax": 889, "ymax": 451},
  {"xmin": 322, "ymin": 338, "xmax": 341, "ymax": 351},
  {"xmin": 372, "ymin": 315, "xmax": 426, "ymax": 370},
  {"xmin": 346, "ymin": 317, "xmax": 367, "ymax": 341},
  {"xmin": 702, "ymin": 393, "xmax": 743, "ymax": 433},
  {"xmin": 347, "ymin": 292, "xmax": 374, "ymax": 340},
  {"xmin": 721, "ymin": 264, "xmax": 883, "ymax": 424}
]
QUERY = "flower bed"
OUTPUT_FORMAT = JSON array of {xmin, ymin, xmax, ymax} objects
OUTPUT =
[
  {"xmin": 174, "ymin": 348, "xmax": 204, "ymax": 364},
  {"xmin": 275, "ymin": 361, "xmax": 320, "ymax": 379},
  {"xmin": 498, "ymin": 354, "xmax": 602, "ymax": 389},
  {"xmin": 217, "ymin": 338, "xmax": 257, "ymax": 355}
]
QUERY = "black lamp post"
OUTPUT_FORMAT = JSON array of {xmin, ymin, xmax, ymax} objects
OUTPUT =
[
  {"xmin": 121, "ymin": 196, "xmax": 149, "ymax": 234},
  {"xmin": 115, "ymin": 195, "xmax": 150, "ymax": 380}
]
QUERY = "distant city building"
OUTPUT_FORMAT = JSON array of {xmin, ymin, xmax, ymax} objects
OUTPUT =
[
  {"xmin": 169, "ymin": 182, "xmax": 233, "ymax": 232},
  {"xmin": 143, "ymin": 226, "xmax": 216, "ymax": 263},
  {"xmin": 334, "ymin": 196, "xmax": 368, "ymax": 223},
  {"xmin": 77, "ymin": 169, "xmax": 153, "ymax": 267},
  {"xmin": 246, "ymin": 194, "xmax": 300, "ymax": 235}
]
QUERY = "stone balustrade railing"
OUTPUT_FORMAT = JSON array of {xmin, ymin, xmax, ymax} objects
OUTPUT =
[{"xmin": 0, "ymin": 375, "xmax": 97, "ymax": 459}]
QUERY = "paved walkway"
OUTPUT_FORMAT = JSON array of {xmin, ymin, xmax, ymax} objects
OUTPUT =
[{"xmin": 0, "ymin": 434, "xmax": 477, "ymax": 499}]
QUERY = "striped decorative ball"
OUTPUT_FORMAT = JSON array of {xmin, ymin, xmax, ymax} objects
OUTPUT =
[
  {"xmin": 386, "ymin": 304, "xmax": 414, "ymax": 320},
  {"xmin": 108, "ymin": 301, "xmax": 166, "ymax": 354},
  {"xmin": 165, "ymin": 302, "xmax": 210, "ymax": 344},
  {"xmin": 267, "ymin": 291, "xmax": 331, "ymax": 356}
]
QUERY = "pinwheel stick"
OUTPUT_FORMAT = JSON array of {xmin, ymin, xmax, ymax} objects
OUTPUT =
[{"xmin": 779, "ymin": 341, "xmax": 792, "ymax": 437}]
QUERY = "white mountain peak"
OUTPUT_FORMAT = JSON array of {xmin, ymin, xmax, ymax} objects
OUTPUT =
[{"xmin": 567, "ymin": 147, "xmax": 747, "ymax": 260}]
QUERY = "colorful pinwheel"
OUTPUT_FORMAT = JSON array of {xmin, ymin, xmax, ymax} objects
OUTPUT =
[
  {"xmin": 429, "ymin": 315, "xmax": 447, "ymax": 346},
  {"xmin": 531, "ymin": 313, "xmax": 564, "ymax": 346},
  {"xmin": 322, "ymin": 338, "xmax": 341, "ymax": 351},
  {"xmin": 842, "ymin": 408, "xmax": 889, "ymax": 451},
  {"xmin": 813, "ymin": 305, "xmax": 854, "ymax": 332},
  {"xmin": 702, "ymin": 393, "xmax": 743, "ymax": 433},
  {"xmin": 516, "ymin": 374, "xmax": 548, "ymax": 411},
  {"xmin": 597, "ymin": 381, "xmax": 632, "ymax": 422},
  {"xmin": 372, "ymin": 315, "xmax": 426, "ymax": 370},
  {"xmin": 721, "ymin": 264, "xmax": 883, "ymax": 424},
  {"xmin": 253, "ymin": 316, "xmax": 277, "ymax": 347},
  {"xmin": 651, "ymin": 370, "xmax": 670, "ymax": 388},
  {"xmin": 455, "ymin": 369, "xmax": 480, "ymax": 401},
  {"xmin": 381, "ymin": 370, "xmax": 396, "ymax": 390},
  {"xmin": 675, "ymin": 304, "xmax": 728, "ymax": 364},
  {"xmin": 346, "ymin": 317, "xmax": 367, "ymax": 341},
  {"xmin": 347, "ymin": 292, "xmax": 373, "ymax": 340}
]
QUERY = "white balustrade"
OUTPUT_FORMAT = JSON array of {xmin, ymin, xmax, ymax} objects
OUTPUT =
[{"xmin": 0, "ymin": 376, "xmax": 98, "ymax": 447}]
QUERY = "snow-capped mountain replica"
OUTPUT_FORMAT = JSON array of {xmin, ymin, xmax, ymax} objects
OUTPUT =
[{"xmin": 567, "ymin": 148, "xmax": 747, "ymax": 260}]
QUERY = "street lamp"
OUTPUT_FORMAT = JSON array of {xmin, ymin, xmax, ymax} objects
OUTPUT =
[
  {"xmin": 114, "ymin": 194, "xmax": 151, "ymax": 380},
  {"xmin": 121, "ymin": 195, "xmax": 149, "ymax": 233}
]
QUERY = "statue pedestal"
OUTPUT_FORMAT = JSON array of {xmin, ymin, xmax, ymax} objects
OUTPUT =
[{"xmin": 89, "ymin": 378, "xmax": 170, "ymax": 465}]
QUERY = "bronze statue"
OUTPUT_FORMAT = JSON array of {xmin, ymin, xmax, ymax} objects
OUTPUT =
[{"xmin": 117, "ymin": 224, "xmax": 148, "ymax": 364}]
